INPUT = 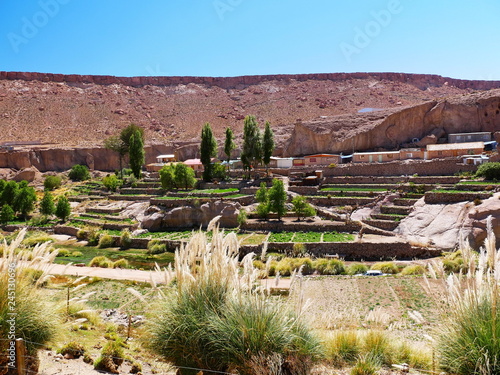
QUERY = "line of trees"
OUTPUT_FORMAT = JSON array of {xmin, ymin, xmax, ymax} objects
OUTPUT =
[{"xmin": 200, "ymin": 115, "xmax": 275, "ymax": 181}]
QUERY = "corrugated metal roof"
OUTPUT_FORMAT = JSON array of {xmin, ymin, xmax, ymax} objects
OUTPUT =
[
  {"xmin": 354, "ymin": 151, "xmax": 400, "ymax": 156},
  {"xmin": 427, "ymin": 142, "xmax": 484, "ymax": 151}
]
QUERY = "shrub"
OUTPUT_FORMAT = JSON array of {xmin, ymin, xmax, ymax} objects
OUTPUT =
[
  {"xmin": 22, "ymin": 231, "xmax": 53, "ymax": 247},
  {"xmin": 370, "ymin": 262, "xmax": 398, "ymax": 274},
  {"xmin": 314, "ymin": 258, "xmax": 345, "ymax": 275},
  {"xmin": 325, "ymin": 330, "xmax": 361, "ymax": 365},
  {"xmin": 363, "ymin": 330, "xmax": 392, "ymax": 365},
  {"xmin": 147, "ymin": 239, "xmax": 166, "ymax": 254},
  {"xmin": 86, "ymin": 227, "xmax": 100, "ymax": 246},
  {"xmin": 98, "ymin": 234, "xmax": 115, "ymax": 248},
  {"xmin": 237, "ymin": 209, "xmax": 247, "ymax": 226},
  {"xmin": 350, "ymin": 353, "xmax": 381, "ymax": 375},
  {"xmin": 476, "ymin": 162, "xmax": 500, "ymax": 180},
  {"xmin": 400, "ymin": 264, "xmax": 425, "ymax": 276},
  {"xmin": 291, "ymin": 257, "xmax": 314, "ymax": 275},
  {"xmin": 102, "ymin": 174, "xmax": 121, "ymax": 191},
  {"xmin": 148, "ymin": 226, "xmax": 321, "ymax": 375},
  {"xmin": 29, "ymin": 214, "xmax": 50, "ymax": 226},
  {"xmin": 346, "ymin": 263, "xmax": 369, "ymax": 275},
  {"xmin": 291, "ymin": 242, "xmax": 306, "ymax": 257},
  {"xmin": 57, "ymin": 249, "xmax": 70, "ymax": 257},
  {"xmin": 58, "ymin": 341, "xmax": 85, "ymax": 358},
  {"xmin": 89, "ymin": 256, "xmax": 113, "ymax": 268},
  {"xmin": 113, "ymin": 258, "xmax": 129, "ymax": 269},
  {"xmin": 94, "ymin": 341, "xmax": 125, "ymax": 373},
  {"xmin": 120, "ymin": 229, "xmax": 132, "ymax": 249},
  {"xmin": 0, "ymin": 204, "xmax": 15, "ymax": 224},
  {"xmin": 44, "ymin": 175, "xmax": 62, "ymax": 190},
  {"xmin": 72, "ymin": 251, "xmax": 83, "ymax": 257},
  {"xmin": 68, "ymin": 164, "xmax": 91, "ymax": 181}
]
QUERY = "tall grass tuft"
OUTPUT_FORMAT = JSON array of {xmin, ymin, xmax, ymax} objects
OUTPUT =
[
  {"xmin": 430, "ymin": 215, "xmax": 500, "ymax": 374},
  {"xmin": 148, "ymin": 217, "xmax": 321, "ymax": 375},
  {"xmin": 0, "ymin": 229, "xmax": 60, "ymax": 370}
]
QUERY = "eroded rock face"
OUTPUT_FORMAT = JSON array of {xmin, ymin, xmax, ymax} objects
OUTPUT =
[
  {"xmin": 141, "ymin": 201, "xmax": 242, "ymax": 231},
  {"xmin": 284, "ymin": 90, "xmax": 500, "ymax": 156},
  {"xmin": 395, "ymin": 194, "xmax": 500, "ymax": 250},
  {"xmin": 12, "ymin": 166, "xmax": 41, "ymax": 182}
]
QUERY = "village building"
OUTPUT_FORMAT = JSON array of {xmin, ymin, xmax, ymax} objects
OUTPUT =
[
  {"xmin": 352, "ymin": 150, "xmax": 400, "ymax": 163},
  {"xmin": 146, "ymin": 154, "xmax": 177, "ymax": 172},
  {"xmin": 268, "ymin": 157, "xmax": 294, "ymax": 168},
  {"xmin": 426, "ymin": 142, "xmax": 484, "ymax": 159},
  {"xmin": 399, "ymin": 148, "xmax": 425, "ymax": 160},
  {"xmin": 448, "ymin": 132, "xmax": 491, "ymax": 143},
  {"xmin": 303, "ymin": 154, "xmax": 341, "ymax": 166},
  {"xmin": 292, "ymin": 157, "xmax": 305, "ymax": 167},
  {"xmin": 183, "ymin": 158, "xmax": 204, "ymax": 172}
]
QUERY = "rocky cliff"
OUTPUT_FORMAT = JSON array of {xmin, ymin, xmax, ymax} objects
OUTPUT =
[{"xmin": 284, "ymin": 89, "xmax": 500, "ymax": 155}]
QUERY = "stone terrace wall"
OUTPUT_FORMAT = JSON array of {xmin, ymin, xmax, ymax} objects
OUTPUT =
[
  {"xmin": 424, "ymin": 192, "xmax": 492, "ymax": 204},
  {"xmin": 3, "ymin": 71, "xmax": 500, "ymax": 90}
]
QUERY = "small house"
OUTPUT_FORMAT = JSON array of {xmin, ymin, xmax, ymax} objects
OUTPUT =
[
  {"xmin": 183, "ymin": 158, "xmax": 204, "ymax": 172},
  {"xmin": 426, "ymin": 142, "xmax": 484, "ymax": 159},
  {"xmin": 462, "ymin": 155, "xmax": 489, "ymax": 165},
  {"xmin": 353, "ymin": 151, "xmax": 400, "ymax": 163},
  {"xmin": 399, "ymin": 148, "xmax": 425, "ymax": 160},
  {"xmin": 292, "ymin": 157, "xmax": 305, "ymax": 167},
  {"xmin": 448, "ymin": 132, "xmax": 491, "ymax": 143},
  {"xmin": 269, "ymin": 157, "xmax": 294, "ymax": 169},
  {"xmin": 304, "ymin": 154, "xmax": 341, "ymax": 166},
  {"xmin": 146, "ymin": 154, "xmax": 177, "ymax": 172}
]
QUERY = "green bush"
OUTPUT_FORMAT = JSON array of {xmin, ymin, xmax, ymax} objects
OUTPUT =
[
  {"xmin": 68, "ymin": 164, "xmax": 91, "ymax": 181},
  {"xmin": 55, "ymin": 195, "xmax": 71, "ymax": 221},
  {"xmin": 237, "ymin": 209, "xmax": 247, "ymax": 226},
  {"xmin": 89, "ymin": 256, "xmax": 113, "ymax": 268},
  {"xmin": 476, "ymin": 162, "xmax": 500, "ymax": 180},
  {"xmin": 400, "ymin": 265, "xmax": 425, "ymax": 276},
  {"xmin": 370, "ymin": 262, "xmax": 399, "ymax": 274},
  {"xmin": 0, "ymin": 204, "xmax": 15, "ymax": 224},
  {"xmin": 325, "ymin": 330, "xmax": 361, "ymax": 365},
  {"xmin": 58, "ymin": 341, "xmax": 85, "ymax": 358},
  {"xmin": 102, "ymin": 174, "xmax": 122, "ymax": 192},
  {"xmin": 44, "ymin": 175, "xmax": 62, "ymax": 190},
  {"xmin": 314, "ymin": 258, "xmax": 346, "ymax": 275},
  {"xmin": 350, "ymin": 353, "xmax": 381, "ymax": 375},
  {"xmin": 120, "ymin": 229, "xmax": 132, "ymax": 249},
  {"xmin": 57, "ymin": 249, "xmax": 71, "ymax": 257},
  {"xmin": 98, "ymin": 234, "xmax": 115, "ymax": 248},
  {"xmin": 71, "ymin": 251, "xmax": 83, "ymax": 257},
  {"xmin": 94, "ymin": 341, "xmax": 125, "ymax": 373},
  {"xmin": 147, "ymin": 239, "xmax": 167, "ymax": 254},
  {"xmin": 113, "ymin": 259, "xmax": 129, "ymax": 269},
  {"xmin": 346, "ymin": 263, "xmax": 369, "ymax": 276}
]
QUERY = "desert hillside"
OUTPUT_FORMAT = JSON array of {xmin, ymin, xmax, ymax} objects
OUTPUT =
[{"xmin": 1, "ymin": 71, "xmax": 499, "ymax": 149}]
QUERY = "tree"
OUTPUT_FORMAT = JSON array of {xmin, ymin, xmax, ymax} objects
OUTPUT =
[
  {"xmin": 55, "ymin": 195, "xmax": 71, "ymax": 222},
  {"xmin": 200, "ymin": 123, "xmax": 218, "ymax": 181},
  {"xmin": 262, "ymin": 121, "xmax": 275, "ymax": 176},
  {"xmin": 104, "ymin": 135, "xmax": 127, "ymax": 178},
  {"xmin": 224, "ymin": 127, "xmax": 236, "ymax": 171},
  {"xmin": 102, "ymin": 175, "xmax": 121, "ymax": 192},
  {"xmin": 174, "ymin": 163, "xmax": 197, "ymax": 190},
  {"xmin": 44, "ymin": 175, "xmax": 62, "ymax": 191},
  {"xmin": 39, "ymin": 191, "xmax": 55, "ymax": 216},
  {"xmin": 159, "ymin": 164, "xmax": 176, "ymax": 190},
  {"xmin": 129, "ymin": 129, "xmax": 145, "ymax": 179},
  {"xmin": 240, "ymin": 115, "xmax": 262, "ymax": 177},
  {"xmin": 1, "ymin": 181, "xmax": 18, "ymax": 206},
  {"xmin": 13, "ymin": 186, "xmax": 37, "ymax": 219},
  {"xmin": 0, "ymin": 204, "xmax": 14, "ymax": 223},
  {"xmin": 120, "ymin": 124, "xmax": 144, "ymax": 150},
  {"xmin": 255, "ymin": 182, "xmax": 270, "ymax": 219},
  {"xmin": 292, "ymin": 196, "xmax": 316, "ymax": 221},
  {"xmin": 68, "ymin": 165, "xmax": 90, "ymax": 181},
  {"xmin": 268, "ymin": 179, "xmax": 287, "ymax": 220},
  {"xmin": 476, "ymin": 162, "xmax": 500, "ymax": 180}
]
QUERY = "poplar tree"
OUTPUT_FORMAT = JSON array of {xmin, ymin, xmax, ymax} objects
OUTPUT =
[
  {"xmin": 241, "ymin": 115, "xmax": 262, "ymax": 177},
  {"xmin": 200, "ymin": 123, "xmax": 218, "ymax": 181},
  {"xmin": 224, "ymin": 127, "xmax": 236, "ymax": 170},
  {"xmin": 129, "ymin": 129, "xmax": 145, "ymax": 179},
  {"xmin": 262, "ymin": 121, "xmax": 275, "ymax": 176}
]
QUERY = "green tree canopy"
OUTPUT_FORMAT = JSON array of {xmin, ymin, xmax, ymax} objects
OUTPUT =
[
  {"xmin": 200, "ymin": 123, "xmax": 218, "ymax": 181},
  {"xmin": 268, "ymin": 179, "xmax": 287, "ymax": 220},
  {"xmin": 291, "ymin": 196, "xmax": 316, "ymax": 221},
  {"xmin": 1, "ymin": 181, "xmax": 18, "ymax": 206},
  {"xmin": 39, "ymin": 191, "xmax": 55, "ymax": 216},
  {"xmin": 55, "ymin": 195, "xmax": 71, "ymax": 222},
  {"xmin": 159, "ymin": 164, "xmax": 176, "ymax": 190},
  {"xmin": 174, "ymin": 163, "xmax": 197, "ymax": 190},
  {"xmin": 0, "ymin": 204, "xmax": 14, "ymax": 224},
  {"xmin": 240, "ymin": 115, "xmax": 262, "ymax": 175},
  {"xmin": 129, "ymin": 129, "xmax": 145, "ymax": 179},
  {"xmin": 224, "ymin": 127, "xmax": 236, "ymax": 168},
  {"xmin": 262, "ymin": 121, "xmax": 275, "ymax": 175},
  {"xmin": 13, "ymin": 186, "xmax": 37, "ymax": 218}
]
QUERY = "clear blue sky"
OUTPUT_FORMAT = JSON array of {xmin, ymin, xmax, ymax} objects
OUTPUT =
[{"xmin": 1, "ymin": 0, "xmax": 499, "ymax": 80}]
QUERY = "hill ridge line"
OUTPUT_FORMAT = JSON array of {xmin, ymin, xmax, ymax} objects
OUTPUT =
[{"xmin": 2, "ymin": 71, "xmax": 500, "ymax": 90}]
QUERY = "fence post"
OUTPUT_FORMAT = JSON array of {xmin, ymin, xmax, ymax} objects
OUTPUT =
[{"xmin": 15, "ymin": 338, "xmax": 26, "ymax": 375}]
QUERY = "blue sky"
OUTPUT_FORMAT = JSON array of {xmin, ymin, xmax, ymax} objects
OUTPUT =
[{"xmin": 1, "ymin": 0, "xmax": 499, "ymax": 80}]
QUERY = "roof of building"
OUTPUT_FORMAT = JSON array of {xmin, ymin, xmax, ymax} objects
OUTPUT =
[
  {"xmin": 427, "ymin": 142, "xmax": 484, "ymax": 151},
  {"xmin": 354, "ymin": 151, "xmax": 400, "ymax": 156},
  {"xmin": 304, "ymin": 154, "xmax": 340, "ymax": 158},
  {"xmin": 449, "ymin": 132, "xmax": 491, "ymax": 136},
  {"xmin": 400, "ymin": 148, "xmax": 423, "ymax": 152},
  {"xmin": 157, "ymin": 154, "xmax": 175, "ymax": 159},
  {"xmin": 183, "ymin": 158, "xmax": 202, "ymax": 165}
]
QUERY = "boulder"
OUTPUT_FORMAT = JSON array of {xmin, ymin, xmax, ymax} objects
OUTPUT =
[
  {"xmin": 141, "ymin": 212, "xmax": 165, "ymax": 232},
  {"xmin": 12, "ymin": 166, "xmax": 41, "ymax": 182}
]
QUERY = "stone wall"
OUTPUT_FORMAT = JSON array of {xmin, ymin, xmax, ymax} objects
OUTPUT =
[
  {"xmin": 150, "ymin": 195, "xmax": 254, "ymax": 208},
  {"xmin": 241, "ymin": 221, "xmax": 361, "ymax": 233},
  {"xmin": 323, "ymin": 176, "xmax": 462, "ymax": 184},
  {"xmin": 424, "ymin": 192, "xmax": 492, "ymax": 204},
  {"xmin": 3, "ymin": 71, "xmax": 500, "ymax": 90}
]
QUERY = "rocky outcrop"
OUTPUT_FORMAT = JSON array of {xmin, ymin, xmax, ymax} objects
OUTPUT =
[
  {"xmin": 12, "ymin": 166, "xmax": 41, "ymax": 182},
  {"xmin": 284, "ymin": 90, "xmax": 500, "ymax": 156},
  {"xmin": 141, "ymin": 201, "xmax": 241, "ymax": 231},
  {"xmin": 0, "ymin": 144, "xmax": 171, "ymax": 172},
  {"xmin": 395, "ymin": 194, "xmax": 500, "ymax": 250},
  {"xmin": 3, "ymin": 71, "xmax": 500, "ymax": 91}
]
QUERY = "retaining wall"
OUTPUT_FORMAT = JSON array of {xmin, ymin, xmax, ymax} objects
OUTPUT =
[{"xmin": 424, "ymin": 192, "xmax": 492, "ymax": 204}]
